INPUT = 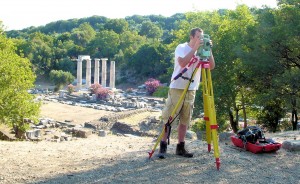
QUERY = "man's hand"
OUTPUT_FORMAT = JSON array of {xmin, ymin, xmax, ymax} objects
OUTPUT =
[{"xmin": 193, "ymin": 38, "xmax": 203, "ymax": 51}]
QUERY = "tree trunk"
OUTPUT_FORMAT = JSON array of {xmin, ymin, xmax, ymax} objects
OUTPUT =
[
  {"xmin": 229, "ymin": 109, "xmax": 238, "ymax": 133},
  {"xmin": 272, "ymin": 118, "xmax": 279, "ymax": 133},
  {"xmin": 13, "ymin": 125, "xmax": 26, "ymax": 139},
  {"xmin": 291, "ymin": 98, "xmax": 298, "ymax": 130},
  {"xmin": 241, "ymin": 93, "xmax": 247, "ymax": 128}
]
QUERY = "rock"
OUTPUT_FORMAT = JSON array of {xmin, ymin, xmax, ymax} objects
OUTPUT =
[
  {"xmin": 0, "ymin": 129, "xmax": 16, "ymax": 141},
  {"xmin": 98, "ymin": 130, "xmax": 106, "ymax": 137},
  {"xmin": 72, "ymin": 128, "xmax": 92, "ymax": 138},
  {"xmin": 111, "ymin": 122, "xmax": 137, "ymax": 135},
  {"xmin": 64, "ymin": 136, "xmax": 72, "ymax": 141},
  {"xmin": 219, "ymin": 132, "xmax": 235, "ymax": 142},
  {"xmin": 196, "ymin": 131, "xmax": 206, "ymax": 140},
  {"xmin": 282, "ymin": 140, "xmax": 300, "ymax": 151},
  {"xmin": 34, "ymin": 129, "xmax": 41, "ymax": 137},
  {"xmin": 124, "ymin": 134, "xmax": 139, "ymax": 137},
  {"xmin": 186, "ymin": 130, "xmax": 197, "ymax": 140},
  {"xmin": 39, "ymin": 119, "xmax": 48, "ymax": 125},
  {"xmin": 84, "ymin": 122, "xmax": 98, "ymax": 129},
  {"xmin": 26, "ymin": 130, "xmax": 36, "ymax": 139}
]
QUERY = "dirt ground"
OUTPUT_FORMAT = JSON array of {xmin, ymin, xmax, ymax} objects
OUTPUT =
[
  {"xmin": 40, "ymin": 101, "xmax": 114, "ymax": 124},
  {"xmin": 0, "ymin": 102, "xmax": 300, "ymax": 184}
]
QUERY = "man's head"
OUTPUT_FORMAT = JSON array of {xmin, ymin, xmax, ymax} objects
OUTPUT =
[{"xmin": 189, "ymin": 27, "xmax": 203, "ymax": 43}]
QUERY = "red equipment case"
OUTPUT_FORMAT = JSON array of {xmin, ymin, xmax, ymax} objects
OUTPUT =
[{"xmin": 230, "ymin": 135, "xmax": 282, "ymax": 154}]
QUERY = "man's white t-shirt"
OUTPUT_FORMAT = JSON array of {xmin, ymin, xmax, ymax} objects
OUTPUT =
[{"xmin": 169, "ymin": 42, "xmax": 201, "ymax": 90}]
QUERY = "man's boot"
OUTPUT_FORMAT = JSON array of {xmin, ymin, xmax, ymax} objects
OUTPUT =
[
  {"xmin": 176, "ymin": 142, "xmax": 193, "ymax": 158},
  {"xmin": 157, "ymin": 141, "xmax": 167, "ymax": 159}
]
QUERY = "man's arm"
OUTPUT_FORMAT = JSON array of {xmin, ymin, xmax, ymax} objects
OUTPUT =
[
  {"xmin": 178, "ymin": 49, "xmax": 197, "ymax": 68},
  {"xmin": 178, "ymin": 39, "xmax": 202, "ymax": 68},
  {"xmin": 179, "ymin": 48, "xmax": 215, "ymax": 70}
]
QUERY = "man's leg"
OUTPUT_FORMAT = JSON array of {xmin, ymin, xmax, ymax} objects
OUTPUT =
[
  {"xmin": 178, "ymin": 123, "xmax": 187, "ymax": 143},
  {"xmin": 176, "ymin": 122, "xmax": 194, "ymax": 158},
  {"xmin": 158, "ymin": 89, "xmax": 183, "ymax": 159},
  {"xmin": 176, "ymin": 90, "xmax": 195, "ymax": 158},
  {"xmin": 158, "ymin": 124, "xmax": 169, "ymax": 159}
]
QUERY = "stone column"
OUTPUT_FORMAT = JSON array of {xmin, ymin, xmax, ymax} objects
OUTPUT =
[
  {"xmin": 101, "ymin": 58, "xmax": 108, "ymax": 87},
  {"xmin": 76, "ymin": 57, "xmax": 83, "ymax": 89},
  {"xmin": 94, "ymin": 58, "xmax": 100, "ymax": 84},
  {"xmin": 110, "ymin": 61, "xmax": 116, "ymax": 89},
  {"xmin": 86, "ymin": 58, "xmax": 91, "ymax": 87}
]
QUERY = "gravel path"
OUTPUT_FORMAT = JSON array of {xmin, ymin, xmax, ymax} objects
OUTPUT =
[{"xmin": 1, "ymin": 133, "xmax": 299, "ymax": 184}]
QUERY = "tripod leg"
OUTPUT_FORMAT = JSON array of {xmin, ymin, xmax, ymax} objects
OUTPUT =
[
  {"xmin": 202, "ymin": 68, "xmax": 212, "ymax": 152},
  {"xmin": 204, "ymin": 94, "xmax": 212, "ymax": 152},
  {"xmin": 207, "ymin": 69, "xmax": 221, "ymax": 170},
  {"xmin": 202, "ymin": 66, "xmax": 221, "ymax": 170}
]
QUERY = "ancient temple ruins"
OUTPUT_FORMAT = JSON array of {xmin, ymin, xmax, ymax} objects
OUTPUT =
[{"xmin": 76, "ymin": 55, "xmax": 115, "ymax": 89}]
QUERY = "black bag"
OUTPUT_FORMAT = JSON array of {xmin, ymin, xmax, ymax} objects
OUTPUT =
[{"xmin": 237, "ymin": 126, "xmax": 265, "ymax": 144}]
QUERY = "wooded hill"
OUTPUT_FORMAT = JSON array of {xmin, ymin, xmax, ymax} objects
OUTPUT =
[{"xmin": 2, "ymin": 1, "xmax": 299, "ymax": 133}]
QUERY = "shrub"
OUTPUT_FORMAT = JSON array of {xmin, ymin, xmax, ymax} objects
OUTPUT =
[
  {"xmin": 191, "ymin": 119, "xmax": 207, "ymax": 132},
  {"xmin": 126, "ymin": 88, "xmax": 134, "ymax": 93},
  {"xmin": 144, "ymin": 78, "xmax": 160, "ymax": 95},
  {"xmin": 67, "ymin": 84, "xmax": 75, "ymax": 94},
  {"xmin": 191, "ymin": 117, "xmax": 230, "ymax": 134},
  {"xmin": 89, "ymin": 83, "xmax": 112, "ymax": 100},
  {"xmin": 49, "ymin": 70, "xmax": 75, "ymax": 92},
  {"xmin": 153, "ymin": 86, "xmax": 169, "ymax": 98},
  {"xmin": 89, "ymin": 83, "xmax": 102, "ymax": 94},
  {"xmin": 95, "ymin": 87, "xmax": 112, "ymax": 100}
]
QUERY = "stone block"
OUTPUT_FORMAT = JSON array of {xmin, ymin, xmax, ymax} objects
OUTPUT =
[
  {"xmin": 186, "ymin": 130, "xmax": 197, "ymax": 140},
  {"xmin": 0, "ymin": 130, "xmax": 16, "ymax": 141},
  {"xmin": 282, "ymin": 140, "xmax": 300, "ymax": 151},
  {"xmin": 219, "ymin": 132, "xmax": 235, "ymax": 142},
  {"xmin": 98, "ymin": 130, "xmax": 106, "ymax": 137},
  {"xmin": 26, "ymin": 130, "xmax": 36, "ymax": 139},
  {"xmin": 73, "ymin": 128, "xmax": 92, "ymax": 138}
]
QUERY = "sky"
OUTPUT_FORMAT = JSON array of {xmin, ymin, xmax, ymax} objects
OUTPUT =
[{"xmin": 1, "ymin": 0, "xmax": 278, "ymax": 31}]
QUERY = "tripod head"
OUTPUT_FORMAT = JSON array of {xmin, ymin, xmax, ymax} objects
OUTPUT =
[{"xmin": 199, "ymin": 34, "xmax": 212, "ymax": 60}]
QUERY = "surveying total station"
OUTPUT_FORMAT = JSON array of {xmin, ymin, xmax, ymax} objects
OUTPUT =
[
  {"xmin": 199, "ymin": 34, "xmax": 211, "ymax": 60},
  {"xmin": 148, "ymin": 34, "xmax": 221, "ymax": 170}
]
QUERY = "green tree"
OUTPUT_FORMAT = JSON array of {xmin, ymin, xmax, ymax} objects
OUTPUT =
[
  {"xmin": 119, "ymin": 30, "xmax": 147, "ymax": 58},
  {"xmin": 118, "ymin": 30, "xmax": 147, "ymax": 71},
  {"xmin": 70, "ymin": 22, "xmax": 96, "ymax": 47},
  {"xmin": 242, "ymin": 4, "xmax": 299, "ymax": 131},
  {"xmin": 17, "ymin": 32, "xmax": 55, "ymax": 75},
  {"xmin": 104, "ymin": 19, "xmax": 129, "ymax": 34},
  {"xmin": 257, "ymin": 98, "xmax": 285, "ymax": 132},
  {"xmin": 0, "ymin": 29, "xmax": 40, "ymax": 138},
  {"xmin": 139, "ymin": 21, "xmax": 163, "ymax": 41},
  {"xmin": 54, "ymin": 58, "xmax": 77, "ymax": 76},
  {"xmin": 49, "ymin": 70, "xmax": 75, "ymax": 91},
  {"xmin": 87, "ymin": 30, "xmax": 120, "ymax": 59},
  {"xmin": 273, "ymin": 3, "xmax": 300, "ymax": 130},
  {"xmin": 129, "ymin": 43, "xmax": 172, "ymax": 82}
]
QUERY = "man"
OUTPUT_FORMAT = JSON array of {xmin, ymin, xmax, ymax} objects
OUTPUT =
[{"xmin": 158, "ymin": 28, "xmax": 215, "ymax": 159}]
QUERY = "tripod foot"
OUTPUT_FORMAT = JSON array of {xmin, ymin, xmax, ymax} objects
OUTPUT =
[
  {"xmin": 216, "ymin": 158, "xmax": 221, "ymax": 170},
  {"xmin": 208, "ymin": 144, "xmax": 211, "ymax": 152},
  {"xmin": 148, "ymin": 150, "xmax": 154, "ymax": 159}
]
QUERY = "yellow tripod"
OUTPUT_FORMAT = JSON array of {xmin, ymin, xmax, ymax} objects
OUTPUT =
[{"xmin": 148, "ymin": 57, "xmax": 221, "ymax": 170}]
